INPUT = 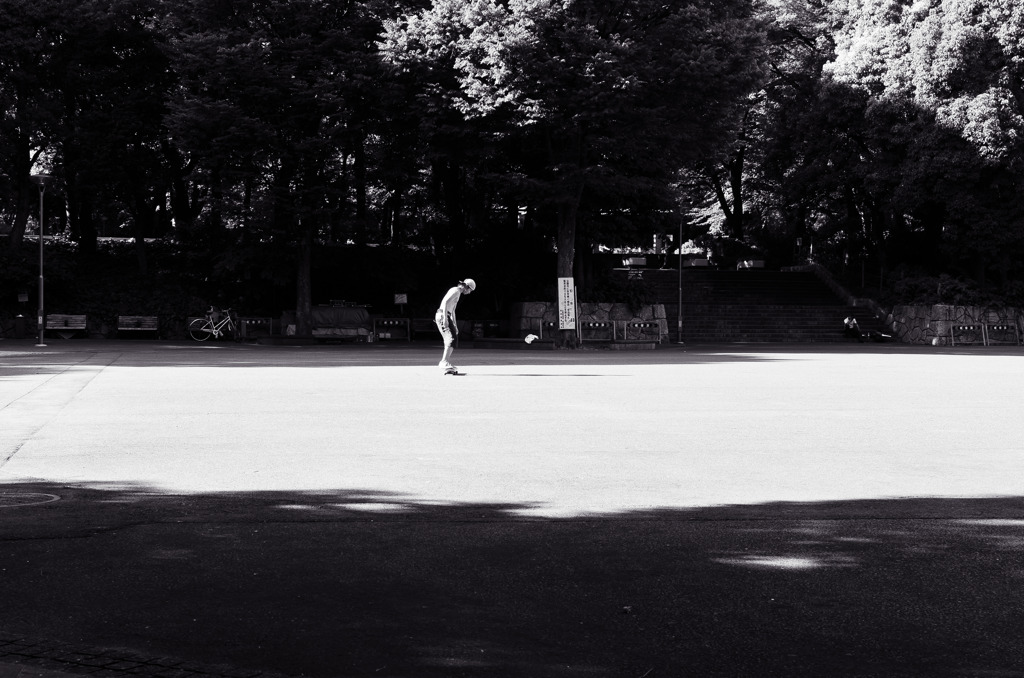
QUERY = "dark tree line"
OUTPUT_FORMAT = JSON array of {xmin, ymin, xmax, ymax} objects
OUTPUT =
[{"xmin": 3, "ymin": 0, "xmax": 1023, "ymax": 335}]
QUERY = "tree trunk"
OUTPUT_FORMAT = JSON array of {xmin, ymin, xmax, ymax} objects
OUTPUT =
[
  {"xmin": 7, "ymin": 132, "xmax": 33, "ymax": 250},
  {"xmin": 130, "ymin": 205, "xmax": 150, "ymax": 276},
  {"xmin": 353, "ymin": 135, "xmax": 368, "ymax": 245},
  {"xmin": 9, "ymin": 183, "xmax": 31, "ymax": 250},
  {"xmin": 163, "ymin": 140, "xmax": 199, "ymax": 240},
  {"xmin": 556, "ymin": 200, "xmax": 579, "ymax": 349},
  {"xmin": 710, "ymin": 149, "xmax": 745, "ymax": 241},
  {"xmin": 67, "ymin": 181, "xmax": 98, "ymax": 258},
  {"xmin": 728, "ymin": 145, "xmax": 745, "ymax": 239},
  {"xmin": 129, "ymin": 177, "xmax": 154, "ymax": 275},
  {"xmin": 295, "ymin": 220, "xmax": 314, "ymax": 336},
  {"xmin": 550, "ymin": 124, "xmax": 587, "ymax": 349},
  {"xmin": 208, "ymin": 166, "xmax": 224, "ymax": 236}
]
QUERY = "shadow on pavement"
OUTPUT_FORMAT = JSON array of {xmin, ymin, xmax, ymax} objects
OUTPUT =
[{"xmin": 2, "ymin": 482, "xmax": 1024, "ymax": 677}]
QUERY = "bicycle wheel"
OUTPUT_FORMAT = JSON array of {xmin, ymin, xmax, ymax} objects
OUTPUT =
[{"xmin": 189, "ymin": 318, "xmax": 214, "ymax": 341}]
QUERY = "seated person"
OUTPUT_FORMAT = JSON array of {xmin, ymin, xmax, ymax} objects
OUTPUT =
[
  {"xmin": 843, "ymin": 316, "xmax": 863, "ymax": 341},
  {"xmin": 844, "ymin": 316, "xmax": 893, "ymax": 342}
]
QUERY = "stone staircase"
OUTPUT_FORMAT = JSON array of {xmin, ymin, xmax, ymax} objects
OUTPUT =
[{"xmin": 630, "ymin": 268, "xmax": 888, "ymax": 343}]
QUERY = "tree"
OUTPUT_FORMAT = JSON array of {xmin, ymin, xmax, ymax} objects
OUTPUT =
[
  {"xmin": 160, "ymin": 0, "xmax": 383, "ymax": 334},
  {"xmin": 0, "ymin": 0, "xmax": 64, "ymax": 250},
  {"xmin": 822, "ymin": 0, "xmax": 1024, "ymax": 286},
  {"xmin": 48, "ymin": 0, "xmax": 171, "ymax": 265},
  {"xmin": 382, "ymin": 0, "xmax": 766, "ymax": 344}
]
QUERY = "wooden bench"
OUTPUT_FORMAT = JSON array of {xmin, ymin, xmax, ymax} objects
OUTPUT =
[
  {"xmin": 950, "ymin": 324, "xmax": 982, "ymax": 346},
  {"xmin": 374, "ymin": 318, "xmax": 410, "ymax": 341},
  {"xmin": 45, "ymin": 314, "xmax": 87, "ymax": 339},
  {"xmin": 984, "ymin": 323, "xmax": 1021, "ymax": 346},
  {"xmin": 471, "ymin": 320, "xmax": 501, "ymax": 338},
  {"xmin": 580, "ymin": 321, "xmax": 616, "ymax": 342},
  {"xmin": 539, "ymin": 319, "xmax": 662, "ymax": 344},
  {"xmin": 238, "ymin": 317, "xmax": 273, "ymax": 339},
  {"xmin": 542, "ymin": 320, "xmax": 615, "ymax": 342},
  {"xmin": 117, "ymin": 315, "xmax": 159, "ymax": 337},
  {"xmin": 625, "ymin": 321, "xmax": 664, "ymax": 343}
]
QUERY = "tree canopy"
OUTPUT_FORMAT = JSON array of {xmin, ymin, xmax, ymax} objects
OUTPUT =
[
  {"xmin": 2, "ymin": 0, "xmax": 1024, "ymax": 330},
  {"xmin": 381, "ymin": 0, "xmax": 766, "ymax": 342},
  {"xmin": 749, "ymin": 0, "xmax": 1024, "ymax": 289}
]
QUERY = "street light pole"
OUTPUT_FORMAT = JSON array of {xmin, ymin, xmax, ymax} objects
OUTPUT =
[
  {"xmin": 677, "ymin": 219, "xmax": 684, "ymax": 345},
  {"xmin": 30, "ymin": 174, "xmax": 54, "ymax": 347}
]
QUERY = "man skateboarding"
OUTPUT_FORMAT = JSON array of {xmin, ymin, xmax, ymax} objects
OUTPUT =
[{"xmin": 435, "ymin": 278, "xmax": 475, "ymax": 374}]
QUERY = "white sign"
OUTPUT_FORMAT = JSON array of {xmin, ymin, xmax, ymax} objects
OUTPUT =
[{"xmin": 558, "ymin": 277, "xmax": 576, "ymax": 330}]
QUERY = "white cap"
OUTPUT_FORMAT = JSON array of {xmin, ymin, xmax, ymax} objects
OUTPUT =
[{"xmin": 461, "ymin": 278, "xmax": 476, "ymax": 291}]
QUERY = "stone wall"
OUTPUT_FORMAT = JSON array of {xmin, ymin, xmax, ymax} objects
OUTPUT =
[
  {"xmin": 890, "ymin": 305, "xmax": 1023, "ymax": 345},
  {"xmin": 510, "ymin": 302, "xmax": 669, "ymax": 342}
]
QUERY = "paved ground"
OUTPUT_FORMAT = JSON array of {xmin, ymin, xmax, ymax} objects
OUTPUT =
[{"xmin": 1, "ymin": 338, "xmax": 1023, "ymax": 677}]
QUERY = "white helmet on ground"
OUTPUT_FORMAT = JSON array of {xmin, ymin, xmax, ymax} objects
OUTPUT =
[{"xmin": 461, "ymin": 278, "xmax": 476, "ymax": 292}]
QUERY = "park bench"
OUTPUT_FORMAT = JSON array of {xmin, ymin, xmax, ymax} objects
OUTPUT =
[
  {"xmin": 544, "ymin": 320, "xmax": 660, "ymax": 344},
  {"xmin": 983, "ymin": 323, "xmax": 1021, "ymax": 346},
  {"xmin": 580, "ymin": 321, "xmax": 616, "ymax": 342},
  {"xmin": 625, "ymin": 321, "xmax": 663, "ymax": 343},
  {"xmin": 46, "ymin": 314, "xmax": 87, "ymax": 339},
  {"xmin": 471, "ymin": 320, "xmax": 501, "ymax": 338},
  {"xmin": 117, "ymin": 315, "xmax": 159, "ymax": 337},
  {"xmin": 542, "ymin": 320, "xmax": 612, "ymax": 341},
  {"xmin": 374, "ymin": 318, "xmax": 410, "ymax": 341},
  {"xmin": 949, "ymin": 324, "xmax": 982, "ymax": 346},
  {"xmin": 238, "ymin": 317, "xmax": 273, "ymax": 340}
]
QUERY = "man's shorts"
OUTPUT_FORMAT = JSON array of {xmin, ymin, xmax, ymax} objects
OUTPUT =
[{"xmin": 435, "ymin": 310, "xmax": 454, "ymax": 347}]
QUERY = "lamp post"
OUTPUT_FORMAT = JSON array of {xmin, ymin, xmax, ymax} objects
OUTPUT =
[
  {"xmin": 677, "ymin": 219, "xmax": 684, "ymax": 345},
  {"xmin": 29, "ymin": 174, "xmax": 54, "ymax": 347}
]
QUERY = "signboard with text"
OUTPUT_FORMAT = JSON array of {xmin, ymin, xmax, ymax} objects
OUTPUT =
[{"xmin": 558, "ymin": 277, "xmax": 576, "ymax": 330}]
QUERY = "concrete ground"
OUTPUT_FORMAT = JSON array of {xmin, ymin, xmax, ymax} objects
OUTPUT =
[{"xmin": 1, "ymin": 338, "xmax": 1023, "ymax": 678}]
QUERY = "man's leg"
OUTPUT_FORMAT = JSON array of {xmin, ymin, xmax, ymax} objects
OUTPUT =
[{"xmin": 435, "ymin": 312, "xmax": 455, "ymax": 369}]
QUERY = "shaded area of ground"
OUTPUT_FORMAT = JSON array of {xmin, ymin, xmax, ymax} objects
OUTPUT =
[{"xmin": 3, "ymin": 482, "xmax": 1024, "ymax": 678}]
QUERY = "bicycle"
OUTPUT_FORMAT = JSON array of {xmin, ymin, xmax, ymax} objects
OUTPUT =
[{"xmin": 188, "ymin": 307, "xmax": 237, "ymax": 341}]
